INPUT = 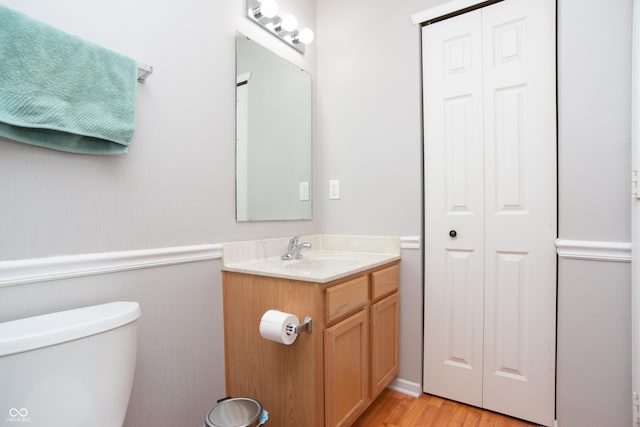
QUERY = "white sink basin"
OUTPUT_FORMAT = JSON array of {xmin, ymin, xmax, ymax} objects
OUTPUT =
[{"xmin": 280, "ymin": 253, "xmax": 362, "ymax": 274}]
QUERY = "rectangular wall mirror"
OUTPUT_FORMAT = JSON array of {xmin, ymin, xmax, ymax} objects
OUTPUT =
[{"xmin": 235, "ymin": 32, "xmax": 312, "ymax": 222}]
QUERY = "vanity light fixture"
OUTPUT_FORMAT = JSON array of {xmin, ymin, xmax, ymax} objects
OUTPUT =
[
  {"xmin": 295, "ymin": 27, "xmax": 314, "ymax": 45},
  {"xmin": 251, "ymin": 0, "xmax": 278, "ymax": 19},
  {"xmin": 280, "ymin": 14, "xmax": 298, "ymax": 32},
  {"xmin": 246, "ymin": 0, "xmax": 314, "ymax": 54}
]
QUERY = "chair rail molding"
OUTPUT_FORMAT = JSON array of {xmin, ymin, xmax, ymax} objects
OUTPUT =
[
  {"xmin": 0, "ymin": 244, "xmax": 223, "ymax": 288},
  {"xmin": 400, "ymin": 235, "xmax": 421, "ymax": 250},
  {"xmin": 555, "ymin": 239, "xmax": 632, "ymax": 262}
]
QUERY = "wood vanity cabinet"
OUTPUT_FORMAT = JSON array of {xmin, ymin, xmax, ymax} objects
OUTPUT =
[{"xmin": 222, "ymin": 261, "xmax": 399, "ymax": 427}]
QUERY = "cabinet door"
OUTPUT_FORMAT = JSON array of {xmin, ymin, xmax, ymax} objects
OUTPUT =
[
  {"xmin": 371, "ymin": 292, "xmax": 399, "ymax": 398},
  {"xmin": 324, "ymin": 308, "xmax": 369, "ymax": 427}
]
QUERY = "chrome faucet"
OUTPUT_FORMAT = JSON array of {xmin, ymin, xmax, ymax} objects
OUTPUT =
[{"xmin": 281, "ymin": 236, "xmax": 312, "ymax": 261}]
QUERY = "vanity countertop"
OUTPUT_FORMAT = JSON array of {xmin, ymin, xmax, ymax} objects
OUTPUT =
[{"xmin": 221, "ymin": 235, "xmax": 401, "ymax": 283}]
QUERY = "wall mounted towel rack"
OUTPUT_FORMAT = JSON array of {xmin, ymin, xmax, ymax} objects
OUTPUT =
[{"xmin": 137, "ymin": 63, "xmax": 153, "ymax": 83}]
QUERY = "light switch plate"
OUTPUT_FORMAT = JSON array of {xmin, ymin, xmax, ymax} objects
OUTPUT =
[
  {"xmin": 329, "ymin": 179, "xmax": 340, "ymax": 200},
  {"xmin": 299, "ymin": 182, "xmax": 310, "ymax": 201}
]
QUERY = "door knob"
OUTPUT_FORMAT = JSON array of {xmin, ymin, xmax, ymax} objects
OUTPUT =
[{"xmin": 449, "ymin": 230, "xmax": 457, "ymax": 238}]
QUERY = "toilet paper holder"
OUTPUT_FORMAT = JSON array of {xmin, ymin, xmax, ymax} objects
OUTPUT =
[{"xmin": 285, "ymin": 316, "xmax": 313, "ymax": 335}]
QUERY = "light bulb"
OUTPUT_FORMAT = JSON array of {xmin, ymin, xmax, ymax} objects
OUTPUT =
[
  {"xmin": 298, "ymin": 28, "xmax": 314, "ymax": 44},
  {"xmin": 260, "ymin": 0, "xmax": 278, "ymax": 18},
  {"xmin": 281, "ymin": 14, "xmax": 298, "ymax": 32}
]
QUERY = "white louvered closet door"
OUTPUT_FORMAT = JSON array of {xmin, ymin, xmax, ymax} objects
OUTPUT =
[{"xmin": 422, "ymin": 0, "xmax": 556, "ymax": 425}]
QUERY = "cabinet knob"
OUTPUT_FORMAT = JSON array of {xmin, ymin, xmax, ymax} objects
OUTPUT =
[{"xmin": 449, "ymin": 230, "xmax": 457, "ymax": 238}]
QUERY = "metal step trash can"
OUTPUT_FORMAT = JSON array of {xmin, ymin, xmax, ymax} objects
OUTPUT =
[{"xmin": 204, "ymin": 397, "xmax": 268, "ymax": 427}]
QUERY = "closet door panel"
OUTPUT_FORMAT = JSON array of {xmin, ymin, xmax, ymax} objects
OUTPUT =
[
  {"xmin": 423, "ymin": 0, "xmax": 556, "ymax": 423},
  {"xmin": 422, "ymin": 9, "xmax": 485, "ymax": 407},
  {"xmin": 481, "ymin": 0, "xmax": 556, "ymax": 425}
]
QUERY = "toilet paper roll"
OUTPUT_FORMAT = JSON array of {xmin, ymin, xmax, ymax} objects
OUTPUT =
[{"xmin": 259, "ymin": 310, "xmax": 300, "ymax": 345}]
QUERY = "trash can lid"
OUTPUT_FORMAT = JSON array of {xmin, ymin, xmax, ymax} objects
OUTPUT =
[{"xmin": 205, "ymin": 398, "xmax": 262, "ymax": 427}]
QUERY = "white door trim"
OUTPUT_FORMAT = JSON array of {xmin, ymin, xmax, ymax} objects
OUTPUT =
[{"xmin": 631, "ymin": 0, "xmax": 640, "ymax": 424}]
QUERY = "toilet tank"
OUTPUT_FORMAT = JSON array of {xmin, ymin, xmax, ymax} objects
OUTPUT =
[{"xmin": 0, "ymin": 301, "xmax": 141, "ymax": 427}]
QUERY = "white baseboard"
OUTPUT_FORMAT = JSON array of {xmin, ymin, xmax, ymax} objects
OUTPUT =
[
  {"xmin": 0, "ymin": 244, "xmax": 223, "ymax": 288},
  {"xmin": 387, "ymin": 378, "xmax": 422, "ymax": 398}
]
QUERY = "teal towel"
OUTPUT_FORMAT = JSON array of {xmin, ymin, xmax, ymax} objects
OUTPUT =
[{"xmin": 0, "ymin": 5, "xmax": 137, "ymax": 154}]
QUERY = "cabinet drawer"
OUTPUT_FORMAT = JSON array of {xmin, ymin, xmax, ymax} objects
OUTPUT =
[
  {"xmin": 371, "ymin": 264, "xmax": 399, "ymax": 300},
  {"xmin": 325, "ymin": 275, "xmax": 369, "ymax": 323}
]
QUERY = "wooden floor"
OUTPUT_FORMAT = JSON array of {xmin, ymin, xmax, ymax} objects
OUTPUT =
[{"xmin": 353, "ymin": 389, "xmax": 537, "ymax": 427}]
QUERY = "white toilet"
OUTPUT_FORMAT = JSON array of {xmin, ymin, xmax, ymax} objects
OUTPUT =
[{"xmin": 0, "ymin": 301, "xmax": 141, "ymax": 427}]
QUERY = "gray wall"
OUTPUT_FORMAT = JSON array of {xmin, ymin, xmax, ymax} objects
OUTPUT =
[
  {"xmin": 316, "ymin": 0, "xmax": 429, "ymax": 388},
  {"xmin": 557, "ymin": 0, "xmax": 632, "ymax": 426},
  {"xmin": 316, "ymin": 0, "xmax": 633, "ymax": 426},
  {"xmin": 0, "ymin": 0, "xmax": 318, "ymax": 262},
  {"xmin": 0, "ymin": 0, "xmax": 317, "ymax": 426},
  {"xmin": 0, "ymin": 261, "xmax": 224, "ymax": 426},
  {"xmin": 0, "ymin": 0, "xmax": 634, "ymax": 426},
  {"xmin": 557, "ymin": 259, "xmax": 631, "ymax": 426}
]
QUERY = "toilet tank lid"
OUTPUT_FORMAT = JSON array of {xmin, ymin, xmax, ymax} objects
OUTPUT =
[{"xmin": 0, "ymin": 301, "xmax": 141, "ymax": 357}]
